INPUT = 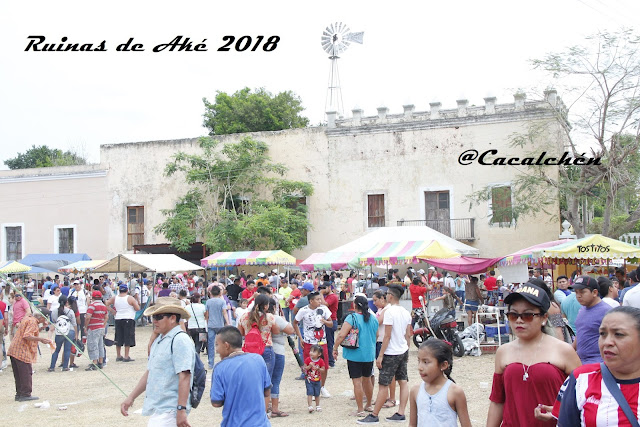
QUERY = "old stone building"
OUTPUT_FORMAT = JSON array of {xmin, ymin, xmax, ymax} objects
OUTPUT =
[{"xmin": 0, "ymin": 91, "xmax": 567, "ymax": 262}]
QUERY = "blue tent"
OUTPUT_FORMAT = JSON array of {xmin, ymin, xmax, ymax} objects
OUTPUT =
[{"xmin": 19, "ymin": 253, "xmax": 91, "ymax": 274}]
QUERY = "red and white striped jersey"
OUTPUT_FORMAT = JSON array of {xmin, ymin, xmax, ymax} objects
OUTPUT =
[{"xmin": 552, "ymin": 363, "xmax": 640, "ymax": 426}]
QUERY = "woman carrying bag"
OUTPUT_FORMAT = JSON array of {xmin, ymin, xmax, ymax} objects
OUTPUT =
[
  {"xmin": 48, "ymin": 295, "xmax": 78, "ymax": 372},
  {"xmin": 333, "ymin": 295, "xmax": 379, "ymax": 417},
  {"xmin": 187, "ymin": 293, "xmax": 207, "ymax": 354}
]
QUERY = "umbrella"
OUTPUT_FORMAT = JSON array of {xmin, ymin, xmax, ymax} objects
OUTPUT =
[
  {"xmin": 58, "ymin": 260, "xmax": 109, "ymax": 274},
  {"xmin": 537, "ymin": 234, "xmax": 640, "ymax": 261},
  {"xmin": 0, "ymin": 261, "xmax": 32, "ymax": 274}
]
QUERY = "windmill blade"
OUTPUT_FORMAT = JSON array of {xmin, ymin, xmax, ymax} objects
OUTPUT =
[{"xmin": 345, "ymin": 32, "xmax": 364, "ymax": 44}]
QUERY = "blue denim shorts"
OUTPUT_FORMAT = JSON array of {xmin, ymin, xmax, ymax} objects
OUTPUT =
[{"xmin": 305, "ymin": 379, "xmax": 321, "ymax": 396}]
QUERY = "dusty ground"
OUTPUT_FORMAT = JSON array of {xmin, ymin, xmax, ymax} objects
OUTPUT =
[{"xmin": 2, "ymin": 325, "xmax": 494, "ymax": 426}]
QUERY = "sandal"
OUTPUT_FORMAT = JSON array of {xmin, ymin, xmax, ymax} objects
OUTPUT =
[
  {"xmin": 364, "ymin": 406, "xmax": 374, "ymax": 412},
  {"xmin": 316, "ymin": 407, "xmax": 322, "ymax": 412},
  {"xmin": 271, "ymin": 410, "xmax": 289, "ymax": 417},
  {"xmin": 308, "ymin": 406, "xmax": 314, "ymax": 413},
  {"xmin": 350, "ymin": 410, "xmax": 367, "ymax": 417},
  {"xmin": 382, "ymin": 399, "xmax": 397, "ymax": 408}
]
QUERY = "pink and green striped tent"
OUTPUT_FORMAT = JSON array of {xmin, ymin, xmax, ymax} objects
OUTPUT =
[
  {"xmin": 299, "ymin": 252, "xmax": 362, "ymax": 272},
  {"xmin": 359, "ymin": 240, "xmax": 460, "ymax": 266},
  {"xmin": 201, "ymin": 250, "xmax": 296, "ymax": 267}
]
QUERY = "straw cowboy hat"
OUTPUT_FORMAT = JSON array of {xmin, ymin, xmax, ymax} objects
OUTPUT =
[{"xmin": 144, "ymin": 297, "xmax": 191, "ymax": 319}]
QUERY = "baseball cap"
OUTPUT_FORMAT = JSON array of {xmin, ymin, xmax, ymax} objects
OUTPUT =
[
  {"xmin": 428, "ymin": 266, "xmax": 436, "ymax": 271},
  {"xmin": 279, "ymin": 273, "xmax": 285, "ymax": 277},
  {"xmin": 504, "ymin": 281, "xmax": 550, "ymax": 311},
  {"xmin": 73, "ymin": 280, "xmax": 80, "ymax": 284},
  {"xmin": 302, "ymin": 282, "xmax": 314, "ymax": 292},
  {"xmin": 258, "ymin": 273, "xmax": 265, "ymax": 278},
  {"xmin": 119, "ymin": 284, "xmax": 129, "ymax": 292},
  {"xmin": 92, "ymin": 290, "xmax": 103, "ymax": 299},
  {"xmin": 229, "ymin": 274, "xmax": 236, "ymax": 279},
  {"xmin": 272, "ymin": 269, "xmax": 278, "ymax": 273},
  {"xmin": 572, "ymin": 275, "xmax": 599, "ymax": 291},
  {"xmin": 417, "ymin": 269, "xmax": 425, "ymax": 274}
]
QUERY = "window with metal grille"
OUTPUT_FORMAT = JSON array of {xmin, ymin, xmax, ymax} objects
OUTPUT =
[
  {"xmin": 491, "ymin": 186, "xmax": 513, "ymax": 224},
  {"xmin": 368, "ymin": 194, "xmax": 385, "ymax": 228},
  {"xmin": 6, "ymin": 226, "xmax": 22, "ymax": 261},
  {"xmin": 127, "ymin": 206, "xmax": 144, "ymax": 250},
  {"xmin": 58, "ymin": 228, "xmax": 74, "ymax": 253}
]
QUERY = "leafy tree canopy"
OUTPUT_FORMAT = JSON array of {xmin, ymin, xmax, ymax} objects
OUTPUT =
[
  {"xmin": 202, "ymin": 87, "xmax": 309, "ymax": 135},
  {"xmin": 466, "ymin": 29, "xmax": 640, "ymax": 238},
  {"xmin": 5, "ymin": 145, "xmax": 87, "ymax": 169},
  {"xmin": 154, "ymin": 136, "xmax": 313, "ymax": 253}
]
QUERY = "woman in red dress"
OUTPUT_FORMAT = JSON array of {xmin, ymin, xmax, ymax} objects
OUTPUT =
[{"xmin": 486, "ymin": 279, "xmax": 581, "ymax": 427}]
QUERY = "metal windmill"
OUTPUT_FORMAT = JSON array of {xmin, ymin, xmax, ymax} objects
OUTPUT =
[{"xmin": 321, "ymin": 22, "xmax": 364, "ymax": 118}]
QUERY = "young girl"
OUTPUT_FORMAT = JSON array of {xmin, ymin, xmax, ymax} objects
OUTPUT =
[
  {"xmin": 409, "ymin": 340, "xmax": 471, "ymax": 427},
  {"xmin": 233, "ymin": 299, "xmax": 249, "ymax": 326},
  {"xmin": 304, "ymin": 344, "xmax": 326, "ymax": 413}
]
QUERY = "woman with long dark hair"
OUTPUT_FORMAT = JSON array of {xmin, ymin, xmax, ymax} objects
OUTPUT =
[
  {"xmin": 333, "ymin": 295, "xmax": 379, "ymax": 417},
  {"xmin": 237, "ymin": 293, "xmax": 280, "ymax": 379},
  {"xmin": 486, "ymin": 281, "xmax": 581, "ymax": 426},
  {"xmin": 267, "ymin": 299, "xmax": 295, "ymax": 417}
]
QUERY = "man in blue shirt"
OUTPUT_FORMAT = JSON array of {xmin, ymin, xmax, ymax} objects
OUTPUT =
[
  {"xmin": 120, "ymin": 297, "xmax": 195, "ymax": 426},
  {"xmin": 211, "ymin": 326, "xmax": 271, "ymax": 427}
]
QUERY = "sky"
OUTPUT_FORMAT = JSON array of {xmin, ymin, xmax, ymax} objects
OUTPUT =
[{"xmin": 1, "ymin": 0, "xmax": 638, "ymax": 168}]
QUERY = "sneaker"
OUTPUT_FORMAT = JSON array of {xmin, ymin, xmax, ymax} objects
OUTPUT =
[
  {"xmin": 85, "ymin": 365, "xmax": 97, "ymax": 371},
  {"xmin": 385, "ymin": 413, "xmax": 406, "ymax": 423},
  {"xmin": 356, "ymin": 414, "xmax": 379, "ymax": 424},
  {"xmin": 69, "ymin": 364, "xmax": 78, "ymax": 368},
  {"xmin": 320, "ymin": 387, "xmax": 331, "ymax": 398},
  {"xmin": 122, "ymin": 357, "xmax": 135, "ymax": 362},
  {"xmin": 62, "ymin": 368, "xmax": 70, "ymax": 372},
  {"xmin": 47, "ymin": 368, "xmax": 55, "ymax": 372}
]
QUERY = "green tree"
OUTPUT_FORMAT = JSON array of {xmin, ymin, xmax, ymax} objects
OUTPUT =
[
  {"xmin": 5, "ymin": 145, "xmax": 87, "ymax": 169},
  {"xmin": 153, "ymin": 136, "xmax": 313, "ymax": 253},
  {"xmin": 202, "ymin": 87, "xmax": 309, "ymax": 135},
  {"xmin": 466, "ymin": 29, "xmax": 640, "ymax": 238}
]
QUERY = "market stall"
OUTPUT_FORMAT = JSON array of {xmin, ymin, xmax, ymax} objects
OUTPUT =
[
  {"xmin": 200, "ymin": 250, "xmax": 297, "ymax": 267},
  {"xmin": 358, "ymin": 240, "xmax": 461, "ymax": 266},
  {"xmin": 299, "ymin": 251, "xmax": 361, "ymax": 272}
]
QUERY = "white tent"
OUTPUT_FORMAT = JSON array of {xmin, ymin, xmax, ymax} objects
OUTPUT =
[
  {"xmin": 93, "ymin": 254, "xmax": 204, "ymax": 273},
  {"xmin": 329, "ymin": 226, "xmax": 480, "ymax": 256}
]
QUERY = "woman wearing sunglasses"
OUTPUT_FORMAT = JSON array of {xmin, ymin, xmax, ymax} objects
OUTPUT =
[{"xmin": 486, "ymin": 279, "xmax": 581, "ymax": 427}]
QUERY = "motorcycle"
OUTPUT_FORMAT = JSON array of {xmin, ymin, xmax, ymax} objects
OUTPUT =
[{"xmin": 412, "ymin": 296, "xmax": 465, "ymax": 357}]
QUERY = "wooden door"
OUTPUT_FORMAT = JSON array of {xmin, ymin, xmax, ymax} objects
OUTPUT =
[{"xmin": 425, "ymin": 191, "xmax": 450, "ymax": 236}]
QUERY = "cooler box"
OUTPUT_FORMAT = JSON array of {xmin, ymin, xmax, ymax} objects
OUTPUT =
[{"xmin": 485, "ymin": 323, "xmax": 509, "ymax": 337}]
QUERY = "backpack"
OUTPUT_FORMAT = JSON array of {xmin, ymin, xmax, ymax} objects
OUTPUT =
[
  {"xmin": 55, "ymin": 314, "xmax": 71, "ymax": 335},
  {"xmin": 242, "ymin": 317, "xmax": 269, "ymax": 355},
  {"xmin": 171, "ymin": 331, "xmax": 207, "ymax": 409}
]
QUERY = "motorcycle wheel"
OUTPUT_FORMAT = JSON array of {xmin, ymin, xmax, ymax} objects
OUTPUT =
[
  {"xmin": 413, "ymin": 333, "xmax": 428, "ymax": 349},
  {"xmin": 451, "ymin": 332, "xmax": 465, "ymax": 357}
]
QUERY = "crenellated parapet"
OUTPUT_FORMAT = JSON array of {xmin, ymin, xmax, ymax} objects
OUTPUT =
[{"xmin": 326, "ymin": 90, "xmax": 566, "ymax": 135}]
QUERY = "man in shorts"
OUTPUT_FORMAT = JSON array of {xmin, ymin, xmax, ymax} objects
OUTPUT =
[
  {"xmin": 106, "ymin": 284, "xmax": 140, "ymax": 362},
  {"xmin": 358, "ymin": 284, "xmax": 412, "ymax": 424},
  {"xmin": 294, "ymin": 291, "xmax": 333, "ymax": 398}
]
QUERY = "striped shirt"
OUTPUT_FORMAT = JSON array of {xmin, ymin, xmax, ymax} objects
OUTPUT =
[
  {"xmin": 7, "ymin": 315, "xmax": 40, "ymax": 364},
  {"xmin": 552, "ymin": 363, "xmax": 640, "ymax": 426}
]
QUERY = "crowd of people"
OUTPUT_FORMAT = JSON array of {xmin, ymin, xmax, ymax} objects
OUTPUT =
[{"xmin": 3, "ymin": 264, "xmax": 640, "ymax": 426}]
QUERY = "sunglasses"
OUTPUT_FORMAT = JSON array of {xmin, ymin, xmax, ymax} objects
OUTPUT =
[
  {"xmin": 152, "ymin": 313, "xmax": 171, "ymax": 321},
  {"xmin": 506, "ymin": 312, "xmax": 544, "ymax": 322}
]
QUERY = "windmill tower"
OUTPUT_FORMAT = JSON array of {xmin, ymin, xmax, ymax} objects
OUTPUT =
[{"xmin": 321, "ymin": 22, "xmax": 364, "ymax": 118}]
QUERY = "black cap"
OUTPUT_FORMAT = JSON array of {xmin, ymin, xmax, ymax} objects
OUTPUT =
[
  {"xmin": 572, "ymin": 275, "xmax": 599, "ymax": 291},
  {"xmin": 504, "ymin": 282, "xmax": 550, "ymax": 311}
]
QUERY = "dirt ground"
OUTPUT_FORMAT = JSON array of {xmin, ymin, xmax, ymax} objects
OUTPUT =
[{"xmin": 2, "ymin": 325, "xmax": 494, "ymax": 426}]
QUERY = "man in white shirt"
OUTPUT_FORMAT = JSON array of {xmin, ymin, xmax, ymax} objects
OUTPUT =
[
  {"xmin": 444, "ymin": 272, "xmax": 456, "ymax": 290},
  {"xmin": 358, "ymin": 284, "xmax": 412, "ymax": 424},
  {"xmin": 70, "ymin": 280, "xmax": 90, "ymax": 338},
  {"xmin": 598, "ymin": 277, "xmax": 620, "ymax": 308}
]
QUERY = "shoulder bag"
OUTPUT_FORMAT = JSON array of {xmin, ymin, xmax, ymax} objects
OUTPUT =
[
  {"xmin": 191, "ymin": 304, "xmax": 207, "ymax": 342},
  {"xmin": 600, "ymin": 363, "xmax": 640, "ymax": 427},
  {"xmin": 340, "ymin": 313, "xmax": 360, "ymax": 349}
]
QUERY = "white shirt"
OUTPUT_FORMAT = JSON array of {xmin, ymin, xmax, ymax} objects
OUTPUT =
[
  {"xmin": 382, "ymin": 304, "xmax": 412, "ymax": 356},
  {"xmin": 71, "ymin": 288, "xmax": 88, "ymax": 314},
  {"xmin": 186, "ymin": 302, "xmax": 207, "ymax": 329},
  {"xmin": 622, "ymin": 285, "xmax": 640, "ymax": 308},
  {"xmin": 602, "ymin": 297, "xmax": 620, "ymax": 308},
  {"xmin": 444, "ymin": 276, "xmax": 456, "ymax": 289},
  {"xmin": 48, "ymin": 294, "xmax": 61, "ymax": 312}
]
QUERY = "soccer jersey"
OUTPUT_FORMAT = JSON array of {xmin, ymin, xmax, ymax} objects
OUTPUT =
[{"xmin": 552, "ymin": 363, "xmax": 640, "ymax": 426}]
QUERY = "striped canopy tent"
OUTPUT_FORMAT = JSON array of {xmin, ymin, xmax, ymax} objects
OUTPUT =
[
  {"xmin": 497, "ymin": 239, "xmax": 573, "ymax": 267},
  {"xmin": 359, "ymin": 240, "xmax": 460, "ymax": 266},
  {"xmin": 0, "ymin": 261, "xmax": 32, "ymax": 274},
  {"xmin": 536, "ymin": 234, "xmax": 640, "ymax": 262},
  {"xmin": 58, "ymin": 259, "xmax": 109, "ymax": 274},
  {"xmin": 299, "ymin": 252, "xmax": 361, "ymax": 272},
  {"xmin": 201, "ymin": 250, "xmax": 297, "ymax": 268}
]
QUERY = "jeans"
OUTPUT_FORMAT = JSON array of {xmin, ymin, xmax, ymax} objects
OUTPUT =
[
  {"xmin": 26, "ymin": 291, "xmax": 33, "ymax": 301},
  {"xmin": 262, "ymin": 346, "xmax": 275, "ymax": 381},
  {"xmin": 455, "ymin": 290, "xmax": 465, "ymax": 309},
  {"xmin": 281, "ymin": 307, "xmax": 291, "ymax": 322},
  {"xmin": 271, "ymin": 353, "xmax": 285, "ymax": 398},
  {"xmin": 326, "ymin": 319, "xmax": 337, "ymax": 366},
  {"xmin": 50, "ymin": 329, "xmax": 75, "ymax": 369},
  {"xmin": 207, "ymin": 328, "xmax": 220, "ymax": 368}
]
